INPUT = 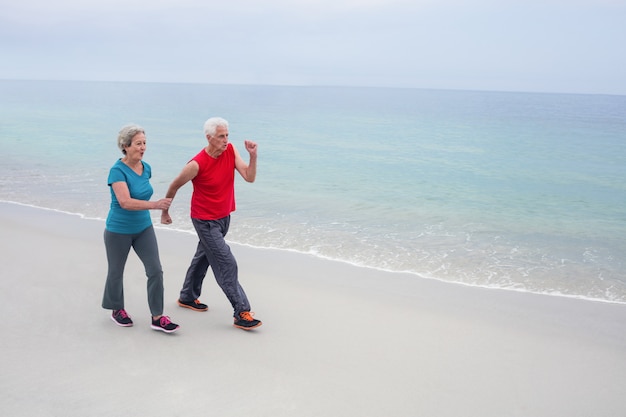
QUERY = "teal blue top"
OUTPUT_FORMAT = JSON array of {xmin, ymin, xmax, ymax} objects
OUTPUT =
[{"xmin": 106, "ymin": 159, "xmax": 153, "ymax": 234}]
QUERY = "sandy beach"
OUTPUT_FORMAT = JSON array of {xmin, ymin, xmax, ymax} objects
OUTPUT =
[{"xmin": 1, "ymin": 201, "xmax": 625, "ymax": 417}]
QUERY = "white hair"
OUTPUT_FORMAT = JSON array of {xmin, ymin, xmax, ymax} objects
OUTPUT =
[
  {"xmin": 203, "ymin": 117, "xmax": 229, "ymax": 137},
  {"xmin": 117, "ymin": 124, "xmax": 145, "ymax": 154}
]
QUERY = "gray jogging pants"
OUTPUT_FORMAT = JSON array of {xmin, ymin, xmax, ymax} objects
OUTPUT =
[{"xmin": 179, "ymin": 216, "xmax": 251, "ymax": 316}]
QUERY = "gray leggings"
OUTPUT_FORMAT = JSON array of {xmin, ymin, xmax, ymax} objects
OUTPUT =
[{"xmin": 102, "ymin": 226, "xmax": 164, "ymax": 316}]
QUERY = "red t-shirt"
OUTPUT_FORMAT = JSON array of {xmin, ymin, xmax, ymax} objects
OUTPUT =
[{"xmin": 190, "ymin": 144, "xmax": 236, "ymax": 220}]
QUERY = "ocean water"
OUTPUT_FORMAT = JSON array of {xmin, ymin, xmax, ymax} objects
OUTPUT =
[{"xmin": 1, "ymin": 80, "xmax": 625, "ymax": 304}]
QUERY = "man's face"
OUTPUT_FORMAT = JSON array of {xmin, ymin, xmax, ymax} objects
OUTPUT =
[{"xmin": 209, "ymin": 125, "xmax": 229, "ymax": 151}]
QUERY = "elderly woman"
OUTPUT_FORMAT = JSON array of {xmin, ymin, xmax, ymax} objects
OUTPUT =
[{"xmin": 101, "ymin": 124, "xmax": 179, "ymax": 333}]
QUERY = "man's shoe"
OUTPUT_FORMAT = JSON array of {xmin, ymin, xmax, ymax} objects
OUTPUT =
[
  {"xmin": 151, "ymin": 316, "xmax": 179, "ymax": 333},
  {"xmin": 233, "ymin": 311, "xmax": 262, "ymax": 330},
  {"xmin": 178, "ymin": 299, "xmax": 208, "ymax": 312},
  {"xmin": 111, "ymin": 309, "xmax": 133, "ymax": 327}
]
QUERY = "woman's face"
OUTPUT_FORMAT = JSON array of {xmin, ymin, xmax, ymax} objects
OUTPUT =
[{"xmin": 125, "ymin": 132, "xmax": 146, "ymax": 160}]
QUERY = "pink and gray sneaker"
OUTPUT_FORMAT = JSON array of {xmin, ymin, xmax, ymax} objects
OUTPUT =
[
  {"xmin": 151, "ymin": 316, "xmax": 179, "ymax": 333},
  {"xmin": 111, "ymin": 309, "xmax": 133, "ymax": 327}
]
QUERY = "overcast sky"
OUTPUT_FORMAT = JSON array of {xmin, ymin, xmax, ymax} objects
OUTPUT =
[{"xmin": 1, "ymin": 0, "xmax": 625, "ymax": 94}]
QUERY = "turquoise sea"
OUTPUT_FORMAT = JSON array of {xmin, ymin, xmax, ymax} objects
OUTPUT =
[{"xmin": 1, "ymin": 80, "xmax": 625, "ymax": 304}]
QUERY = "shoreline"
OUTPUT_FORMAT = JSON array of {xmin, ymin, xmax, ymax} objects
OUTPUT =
[
  {"xmin": 1, "ymin": 201, "xmax": 626, "ymax": 416},
  {"xmin": 2, "ymin": 199, "xmax": 624, "ymax": 306}
]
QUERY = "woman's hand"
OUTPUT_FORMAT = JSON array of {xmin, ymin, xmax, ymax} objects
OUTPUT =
[{"xmin": 153, "ymin": 198, "xmax": 172, "ymax": 210}]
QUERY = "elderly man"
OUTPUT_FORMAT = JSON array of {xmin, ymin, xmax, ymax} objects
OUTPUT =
[{"xmin": 161, "ymin": 117, "xmax": 262, "ymax": 330}]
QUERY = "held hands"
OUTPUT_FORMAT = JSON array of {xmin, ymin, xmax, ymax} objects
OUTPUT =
[
  {"xmin": 153, "ymin": 198, "xmax": 172, "ymax": 210},
  {"xmin": 153, "ymin": 198, "xmax": 173, "ymax": 224}
]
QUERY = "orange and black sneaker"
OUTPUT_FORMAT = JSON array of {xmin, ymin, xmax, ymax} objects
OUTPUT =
[
  {"xmin": 233, "ymin": 311, "xmax": 262, "ymax": 330},
  {"xmin": 178, "ymin": 299, "xmax": 208, "ymax": 312}
]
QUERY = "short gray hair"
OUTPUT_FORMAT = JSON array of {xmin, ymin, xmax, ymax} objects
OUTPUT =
[
  {"xmin": 203, "ymin": 117, "xmax": 229, "ymax": 137},
  {"xmin": 117, "ymin": 124, "xmax": 145, "ymax": 154}
]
